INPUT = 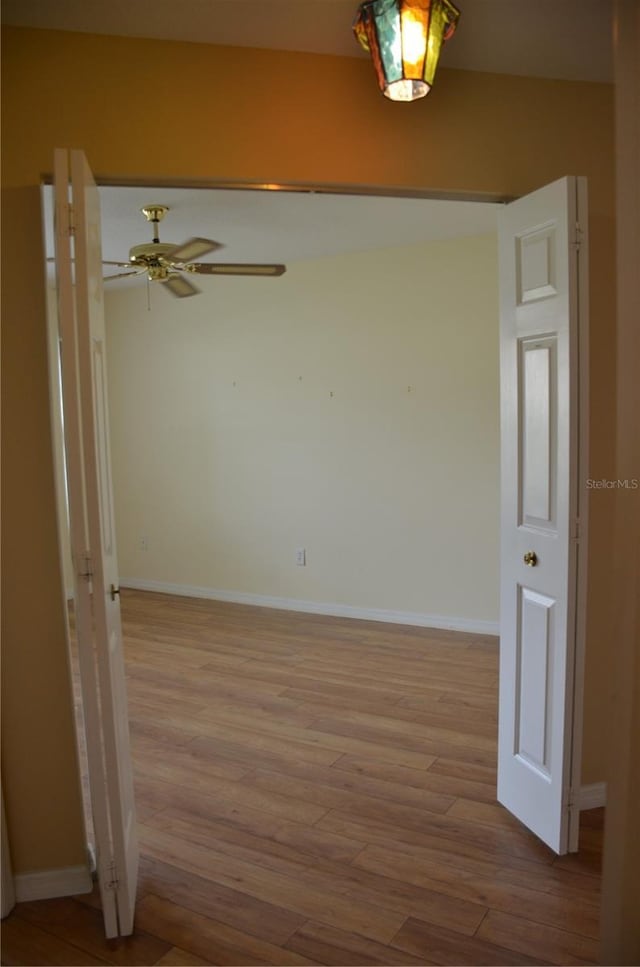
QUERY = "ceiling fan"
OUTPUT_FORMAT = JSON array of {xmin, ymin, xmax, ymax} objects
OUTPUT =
[{"xmin": 103, "ymin": 205, "xmax": 286, "ymax": 298}]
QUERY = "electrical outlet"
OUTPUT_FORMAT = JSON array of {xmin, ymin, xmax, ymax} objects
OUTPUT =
[
  {"xmin": 139, "ymin": 535, "xmax": 149, "ymax": 552},
  {"xmin": 296, "ymin": 547, "xmax": 306, "ymax": 566}
]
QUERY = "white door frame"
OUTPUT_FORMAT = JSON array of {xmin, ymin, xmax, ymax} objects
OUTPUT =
[{"xmin": 44, "ymin": 176, "xmax": 591, "ymax": 907}]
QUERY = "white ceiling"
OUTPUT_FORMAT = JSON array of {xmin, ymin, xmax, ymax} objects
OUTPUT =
[
  {"xmin": 42, "ymin": 185, "xmax": 500, "ymax": 287},
  {"xmin": 4, "ymin": 0, "xmax": 613, "ymax": 84}
]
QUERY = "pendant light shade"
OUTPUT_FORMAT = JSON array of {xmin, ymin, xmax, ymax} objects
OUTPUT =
[{"xmin": 354, "ymin": 0, "xmax": 460, "ymax": 101}]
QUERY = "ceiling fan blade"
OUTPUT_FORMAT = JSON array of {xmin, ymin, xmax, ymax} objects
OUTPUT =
[
  {"xmin": 103, "ymin": 269, "xmax": 146, "ymax": 281},
  {"xmin": 188, "ymin": 263, "xmax": 286, "ymax": 277},
  {"xmin": 49, "ymin": 257, "xmax": 130, "ymax": 267},
  {"xmin": 167, "ymin": 237, "xmax": 223, "ymax": 262},
  {"xmin": 162, "ymin": 273, "xmax": 200, "ymax": 298}
]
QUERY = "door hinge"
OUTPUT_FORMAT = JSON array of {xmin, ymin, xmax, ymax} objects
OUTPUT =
[
  {"xmin": 105, "ymin": 860, "xmax": 119, "ymax": 890},
  {"xmin": 78, "ymin": 551, "xmax": 93, "ymax": 580},
  {"xmin": 572, "ymin": 222, "xmax": 584, "ymax": 252},
  {"xmin": 67, "ymin": 203, "xmax": 76, "ymax": 237},
  {"xmin": 571, "ymin": 517, "xmax": 581, "ymax": 542}
]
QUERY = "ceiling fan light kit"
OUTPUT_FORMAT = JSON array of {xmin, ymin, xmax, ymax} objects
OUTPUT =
[
  {"xmin": 354, "ymin": 0, "xmax": 460, "ymax": 102},
  {"xmin": 103, "ymin": 204, "xmax": 286, "ymax": 298}
]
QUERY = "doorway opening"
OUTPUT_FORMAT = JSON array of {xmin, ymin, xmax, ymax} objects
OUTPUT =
[
  {"xmin": 44, "ymin": 175, "xmax": 503, "ymax": 889},
  {"xmin": 43, "ymin": 170, "xmax": 596, "ymax": 940}
]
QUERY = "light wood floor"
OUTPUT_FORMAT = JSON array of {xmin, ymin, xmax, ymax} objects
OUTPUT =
[{"xmin": 2, "ymin": 590, "xmax": 603, "ymax": 966}]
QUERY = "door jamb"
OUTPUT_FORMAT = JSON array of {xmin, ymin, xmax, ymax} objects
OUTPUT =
[{"xmin": 567, "ymin": 176, "xmax": 591, "ymax": 848}]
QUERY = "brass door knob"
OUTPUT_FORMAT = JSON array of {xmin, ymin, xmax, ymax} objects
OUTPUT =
[
  {"xmin": 110, "ymin": 584, "xmax": 121, "ymax": 600},
  {"xmin": 523, "ymin": 551, "xmax": 538, "ymax": 567}
]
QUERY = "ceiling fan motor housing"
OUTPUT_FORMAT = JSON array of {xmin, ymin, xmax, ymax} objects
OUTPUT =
[{"xmin": 129, "ymin": 241, "xmax": 176, "ymax": 264}]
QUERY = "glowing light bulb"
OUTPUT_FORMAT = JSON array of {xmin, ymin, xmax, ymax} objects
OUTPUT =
[{"xmin": 401, "ymin": 12, "xmax": 427, "ymax": 69}]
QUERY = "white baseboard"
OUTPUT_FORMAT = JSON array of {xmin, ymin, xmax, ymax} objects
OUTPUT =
[
  {"xmin": 119, "ymin": 578, "xmax": 499, "ymax": 636},
  {"xmin": 14, "ymin": 864, "xmax": 92, "ymax": 902},
  {"xmin": 579, "ymin": 782, "xmax": 607, "ymax": 810}
]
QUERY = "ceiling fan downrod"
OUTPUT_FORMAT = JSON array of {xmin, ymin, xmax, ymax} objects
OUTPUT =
[{"xmin": 141, "ymin": 204, "xmax": 169, "ymax": 244}]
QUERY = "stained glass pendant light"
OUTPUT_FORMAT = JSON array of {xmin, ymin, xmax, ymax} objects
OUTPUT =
[{"xmin": 354, "ymin": 0, "xmax": 461, "ymax": 102}]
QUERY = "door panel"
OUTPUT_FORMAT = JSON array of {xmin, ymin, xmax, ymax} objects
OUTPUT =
[
  {"xmin": 54, "ymin": 148, "xmax": 138, "ymax": 937},
  {"xmin": 521, "ymin": 338, "xmax": 555, "ymax": 526},
  {"xmin": 517, "ymin": 222, "xmax": 557, "ymax": 304},
  {"xmin": 516, "ymin": 586, "xmax": 554, "ymax": 776},
  {"xmin": 92, "ymin": 340, "xmax": 116, "ymax": 554},
  {"xmin": 498, "ymin": 176, "xmax": 588, "ymax": 854}
]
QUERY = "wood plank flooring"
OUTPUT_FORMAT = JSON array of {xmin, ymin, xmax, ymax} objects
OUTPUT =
[{"xmin": 1, "ymin": 590, "xmax": 603, "ymax": 966}]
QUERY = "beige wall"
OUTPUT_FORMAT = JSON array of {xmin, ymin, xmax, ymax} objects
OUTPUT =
[
  {"xmin": 1, "ymin": 25, "xmax": 615, "ymax": 873},
  {"xmin": 107, "ymin": 235, "xmax": 499, "ymax": 625}
]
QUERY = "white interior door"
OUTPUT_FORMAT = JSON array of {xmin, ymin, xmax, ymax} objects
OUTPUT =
[
  {"xmin": 54, "ymin": 148, "xmax": 138, "ymax": 937},
  {"xmin": 498, "ymin": 176, "xmax": 589, "ymax": 854}
]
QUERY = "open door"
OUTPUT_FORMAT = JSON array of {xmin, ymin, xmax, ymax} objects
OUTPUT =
[
  {"xmin": 497, "ymin": 176, "xmax": 589, "ymax": 854},
  {"xmin": 54, "ymin": 148, "xmax": 138, "ymax": 936}
]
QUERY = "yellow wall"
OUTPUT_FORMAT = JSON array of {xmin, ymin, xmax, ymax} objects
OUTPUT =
[
  {"xmin": 1, "ymin": 26, "xmax": 615, "ymax": 872},
  {"xmin": 601, "ymin": 0, "xmax": 640, "ymax": 958}
]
